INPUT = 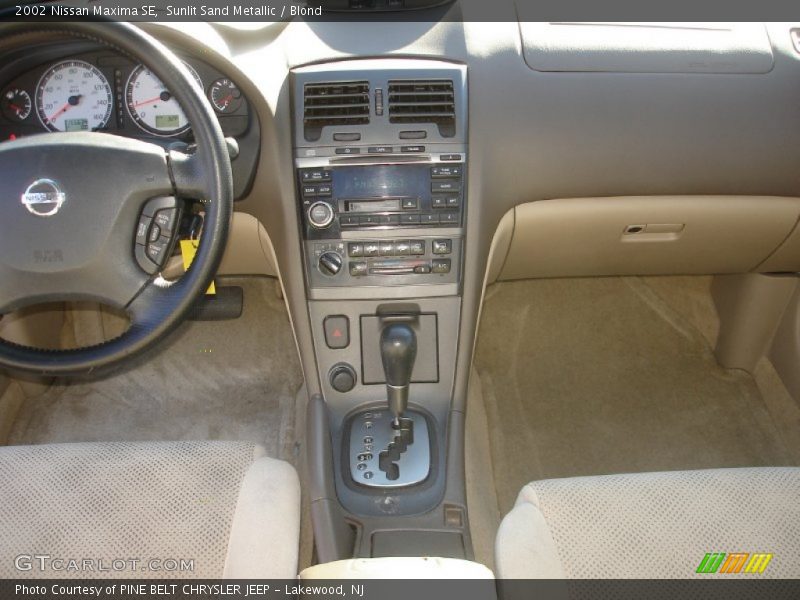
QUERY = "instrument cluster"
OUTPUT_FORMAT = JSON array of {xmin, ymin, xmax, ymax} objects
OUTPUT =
[{"xmin": 0, "ymin": 49, "xmax": 249, "ymax": 142}]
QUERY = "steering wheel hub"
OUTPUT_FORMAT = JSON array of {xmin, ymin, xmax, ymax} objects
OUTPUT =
[{"xmin": 21, "ymin": 178, "xmax": 66, "ymax": 217}]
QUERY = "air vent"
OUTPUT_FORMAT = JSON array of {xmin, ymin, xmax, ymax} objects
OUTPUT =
[
  {"xmin": 388, "ymin": 79, "xmax": 455, "ymax": 137},
  {"xmin": 303, "ymin": 81, "xmax": 370, "ymax": 142}
]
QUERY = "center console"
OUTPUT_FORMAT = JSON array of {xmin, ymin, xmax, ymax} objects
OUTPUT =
[{"xmin": 293, "ymin": 59, "xmax": 469, "ymax": 561}]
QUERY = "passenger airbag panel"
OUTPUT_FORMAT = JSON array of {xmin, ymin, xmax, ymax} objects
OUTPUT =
[{"xmin": 518, "ymin": 22, "xmax": 774, "ymax": 74}]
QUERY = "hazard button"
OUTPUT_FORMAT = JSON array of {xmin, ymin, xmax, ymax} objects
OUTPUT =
[{"xmin": 324, "ymin": 315, "xmax": 350, "ymax": 349}]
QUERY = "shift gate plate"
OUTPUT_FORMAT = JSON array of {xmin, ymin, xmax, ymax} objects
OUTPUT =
[{"xmin": 349, "ymin": 409, "xmax": 430, "ymax": 488}]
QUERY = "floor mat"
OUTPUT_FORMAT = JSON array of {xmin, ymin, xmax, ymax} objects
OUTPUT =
[
  {"xmin": 8, "ymin": 277, "xmax": 304, "ymax": 461},
  {"xmin": 474, "ymin": 277, "xmax": 797, "ymax": 513}
]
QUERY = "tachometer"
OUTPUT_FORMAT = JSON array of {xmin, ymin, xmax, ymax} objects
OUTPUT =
[
  {"xmin": 36, "ymin": 60, "xmax": 112, "ymax": 132},
  {"xmin": 125, "ymin": 63, "xmax": 202, "ymax": 136}
]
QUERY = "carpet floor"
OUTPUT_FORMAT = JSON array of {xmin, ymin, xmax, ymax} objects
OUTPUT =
[
  {"xmin": 474, "ymin": 276, "xmax": 799, "ymax": 514},
  {"xmin": 8, "ymin": 277, "xmax": 304, "ymax": 462}
]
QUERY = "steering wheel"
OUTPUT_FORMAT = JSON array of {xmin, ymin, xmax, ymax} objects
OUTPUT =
[{"xmin": 0, "ymin": 22, "xmax": 233, "ymax": 377}]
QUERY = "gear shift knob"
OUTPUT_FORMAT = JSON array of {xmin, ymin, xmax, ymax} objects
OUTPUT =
[{"xmin": 380, "ymin": 323, "xmax": 417, "ymax": 424}]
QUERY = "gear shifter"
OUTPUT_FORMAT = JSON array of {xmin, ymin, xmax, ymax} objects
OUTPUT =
[
  {"xmin": 380, "ymin": 323, "xmax": 417, "ymax": 426},
  {"xmin": 349, "ymin": 320, "xmax": 429, "ymax": 488}
]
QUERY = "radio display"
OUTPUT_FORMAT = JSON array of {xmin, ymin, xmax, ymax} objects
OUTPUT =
[
  {"xmin": 332, "ymin": 164, "xmax": 430, "ymax": 199},
  {"xmin": 346, "ymin": 199, "xmax": 402, "ymax": 213}
]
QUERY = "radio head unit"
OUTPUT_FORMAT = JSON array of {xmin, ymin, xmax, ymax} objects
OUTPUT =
[{"xmin": 298, "ymin": 161, "xmax": 464, "ymax": 239}]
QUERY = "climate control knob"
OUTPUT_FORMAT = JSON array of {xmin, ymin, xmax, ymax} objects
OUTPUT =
[
  {"xmin": 318, "ymin": 251, "xmax": 343, "ymax": 276},
  {"xmin": 307, "ymin": 201, "xmax": 335, "ymax": 229}
]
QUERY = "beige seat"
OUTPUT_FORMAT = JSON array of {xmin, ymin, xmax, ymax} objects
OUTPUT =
[
  {"xmin": 496, "ymin": 467, "xmax": 800, "ymax": 578},
  {"xmin": 0, "ymin": 441, "xmax": 300, "ymax": 579}
]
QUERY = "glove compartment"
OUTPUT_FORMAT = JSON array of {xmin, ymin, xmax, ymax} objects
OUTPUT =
[{"xmin": 498, "ymin": 196, "xmax": 800, "ymax": 280}]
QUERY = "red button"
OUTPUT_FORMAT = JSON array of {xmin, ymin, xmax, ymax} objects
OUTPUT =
[{"xmin": 324, "ymin": 315, "xmax": 350, "ymax": 349}]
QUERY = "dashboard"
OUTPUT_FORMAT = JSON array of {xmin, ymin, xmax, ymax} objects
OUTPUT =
[
  {"xmin": 3, "ymin": 16, "xmax": 800, "ymax": 565},
  {"xmin": 0, "ymin": 41, "xmax": 259, "ymax": 198}
]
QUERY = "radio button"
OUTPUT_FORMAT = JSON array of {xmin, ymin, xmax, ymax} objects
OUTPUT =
[
  {"xmin": 308, "ymin": 201, "xmax": 335, "ymax": 229},
  {"xmin": 401, "ymin": 145, "xmax": 426, "ymax": 153},
  {"xmin": 301, "ymin": 170, "xmax": 332, "ymax": 182},
  {"xmin": 368, "ymin": 146, "xmax": 393, "ymax": 154},
  {"xmin": 433, "ymin": 239, "xmax": 452, "ymax": 255},
  {"xmin": 379, "ymin": 241, "xmax": 394, "ymax": 256},
  {"xmin": 363, "ymin": 242, "xmax": 380, "ymax": 256},
  {"xmin": 440, "ymin": 154, "xmax": 462, "ymax": 161},
  {"xmin": 432, "ymin": 196, "xmax": 447, "ymax": 209},
  {"xmin": 432, "ymin": 181, "xmax": 461, "ymax": 193},
  {"xmin": 431, "ymin": 165, "xmax": 463, "ymax": 178},
  {"xmin": 360, "ymin": 215, "xmax": 379, "ymax": 226},
  {"xmin": 334, "ymin": 133, "xmax": 361, "ymax": 142},
  {"xmin": 335, "ymin": 147, "xmax": 361, "ymax": 155},
  {"xmin": 421, "ymin": 213, "xmax": 439, "ymax": 225},
  {"xmin": 348, "ymin": 242, "xmax": 364, "ymax": 257},
  {"xmin": 317, "ymin": 184, "xmax": 332, "ymax": 196},
  {"xmin": 350, "ymin": 262, "xmax": 368, "ymax": 277},
  {"xmin": 447, "ymin": 196, "xmax": 460, "ymax": 207},
  {"xmin": 401, "ymin": 198, "xmax": 418, "ymax": 210},
  {"xmin": 440, "ymin": 212, "xmax": 459, "ymax": 224},
  {"xmin": 400, "ymin": 214, "xmax": 421, "ymax": 225},
  {"xmin": 302, "ymin": 185, "xmax": 318, "ymax": 197},
  {"xmin": 340, "ymin": 215, "xmax": 359, "ymax": 227}
]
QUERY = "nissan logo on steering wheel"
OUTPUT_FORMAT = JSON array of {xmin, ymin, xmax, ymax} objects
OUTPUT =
[{"xmin": 21, "ymin": 178, "xmax": 66, "ymax": 217}]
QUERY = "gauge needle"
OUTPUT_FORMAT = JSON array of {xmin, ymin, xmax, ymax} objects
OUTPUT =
[
  {"xmin": 48, "ymin": 102, "xmax": 71, "ymax": 122},
  {"xmin": 134, "ymin": 91, "xmax": 172, "ymax": 108},
  {"xmin": 133, "ymin": 96, "xmax": 163, "ymax": 108},
  {"xmin": 219, "ymin": 94, "xmax": 233, "ymax": 107}
]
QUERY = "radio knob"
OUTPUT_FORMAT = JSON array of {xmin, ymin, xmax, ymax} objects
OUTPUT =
[
  {"xmin": 318, "ymin": 251, "xmax": 343, "ymax": 276},
  {"xmin": 308, "ymin": 201, "xmax": 335, "ymax": 229}
]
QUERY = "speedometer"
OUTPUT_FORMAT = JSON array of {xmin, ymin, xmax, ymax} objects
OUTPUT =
[
  {"xmin": 125, "ymin": 63, "xmax": 202, "ymax": 136},
  {"xmin": 36, "ymin": 60, "xmax": 112, "ymax": 132}
]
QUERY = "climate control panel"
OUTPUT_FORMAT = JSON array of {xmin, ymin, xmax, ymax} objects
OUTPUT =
[
  {"xmin": 346, "ymin": 238, "xmax": 453, "ymax": 277},
  {"xmin": 305, "ymin": 235, "xmax": 461, "ymax": 292}
]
